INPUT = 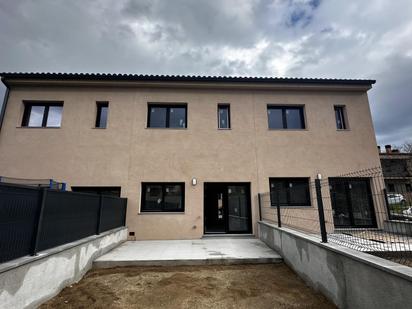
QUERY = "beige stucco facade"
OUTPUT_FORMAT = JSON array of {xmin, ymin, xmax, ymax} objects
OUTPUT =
[{"xmin": 0, "ymin": 77, "xmax": 381, "ymax": 239}]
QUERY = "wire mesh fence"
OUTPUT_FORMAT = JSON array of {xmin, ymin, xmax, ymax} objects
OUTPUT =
[{"xmin": 259, "ymin": 167, "xmax": 412, "ymax": 267}]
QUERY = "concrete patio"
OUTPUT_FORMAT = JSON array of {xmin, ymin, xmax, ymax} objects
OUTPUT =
[{"xmin": 94, "ymin": 237, "xmax": 282, "ymax": 268}]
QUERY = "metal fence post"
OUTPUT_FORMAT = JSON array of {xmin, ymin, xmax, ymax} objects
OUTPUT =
[
  {"xmin": 258, "ymin": 193, "xmax": 262, "ymax": 221},
  {"xmin": 96, "ymin": 195, "xmax": 103, "ymax": 235},
  {"xmin": 31, "ymin": 188, "xmax": 47, "ymax": 256},
  {"xmin": 122, "ymin": 199, "xmax": 128, "ymax": 226},
  {"xmin": 276, "ymin": 184, "xmax": 282, "ymax": 228},
  {"xmin": 315, "ymin": 175, "xmax": 327, "ymax": 243},
  {"xmin": 383, "ymin": 188, "xmax": 392, "ymax": 220}
]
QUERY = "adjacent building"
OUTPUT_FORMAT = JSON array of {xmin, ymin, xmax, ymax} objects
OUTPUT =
[
  {"xmin": 0, "ymin": 73, "xmax": 381, "ymax": 239},
  {"xmin": 379, "ymin": 145, "xmax": 412, "ymax": 197}
]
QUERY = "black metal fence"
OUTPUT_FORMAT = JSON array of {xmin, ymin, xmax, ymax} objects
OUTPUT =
[
  {"xmin": 258, "ymin": 167, "xmax": 412, "ymax": 267},
  {"xmin": 0, "ymin": 183, "xmax": 127, "ymax": 263}
]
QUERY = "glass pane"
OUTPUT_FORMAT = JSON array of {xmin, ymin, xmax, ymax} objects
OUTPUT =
[
  {"xmin": 149, "ymin": 107, "xmax": 167, "ymax": 128},
  {"xmin": 28, "ymin": 106, "xmax": 45, "ymax": 127},
  {"xmin": 349, "ymin": 180, "xmax": 375, "ymax": 226},
  {"xmin": 227, "ymin": 185, "xmax": 249, "ymax": 232},
  {"xmin": 335, "ymin": 107, "xmax": 345, "ymax": 129},
  {"xmin": 98, "ymin": 106, "xmax": 108, "ymax": 128},
  {"xmin": 218, "ymin": 106, "xmax": 229, "ymax": 128},
  {"xmin": 270, "ymin": 180, "xmax": 288, "ymax": 206},
  {"xmin": 289, "ymin": 180, "xmax": 310, "ymax": 205},
  {"xmin": 285, "ymin": 108, "xmax": 304, "ymax": 129},
  {"xmin": 267, "ymin": 108, "xmax": 283, "ymax": 129},
  {"xmin": 169, "ymin": 107, "xmax": 186, "ymax": 128},
  {"xmin": 46, "ymin": 106, "xmax": 63, "ymax": 127},
  {"xmin": 164, "ymin": 184, "xmax": 183, "ymax": 211},
  {"xmin": 143, "ymin": 184, "xmax": 163, "ymax": 211},
  {"xmin": 330, "ymin": 180, "xmax": 352, "ymax": 227}
]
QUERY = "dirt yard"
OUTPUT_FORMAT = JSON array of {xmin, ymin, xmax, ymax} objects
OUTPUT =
[{"xmin": 41, "ymin": 264, "xmax": 335, "ymax": 309}]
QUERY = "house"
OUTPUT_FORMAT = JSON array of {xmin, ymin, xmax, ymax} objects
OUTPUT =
[
  {"xmin": 0, "ymin": 73, "xmax": 381, "ymax": 239},
  {"xmin": 379, "ymin": 144, "xmax": 412, "ymax": 197}
]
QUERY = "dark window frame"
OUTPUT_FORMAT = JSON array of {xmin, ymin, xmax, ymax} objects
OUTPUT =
[
  {"xmin": 95, "ymin": 101, "xmax": 109, "ymax": 128},
  {"xmin": 71, "ymin": 186, "xmax": 121, "ymax": 197},
  {"xmin": 334, "ymin": 105, "xmax": 347, "ymax": 130},
  {"xmin": 217, "ymin": 103, "xmax": 231, "ymax": 129},
  {"xmin": 267, "ymin": 105, "xmax": 306, "ymax": 129},
  {"xmin": 141, "ymin": 182, "xmax": 185, "ymax": 212},
  {"xmin": 269, "ymin": 177, "xmax": 311, "ymax": 207},
  {"xmin": 21, "ymin": 101, "xmax": 64, "ymax": 128},
  {"xmin": 147, "ymin": 103, "xmax": 188, "ymax": 128}
]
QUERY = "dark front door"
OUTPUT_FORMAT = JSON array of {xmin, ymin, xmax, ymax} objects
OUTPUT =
[
  {"xmin": 204, "ymin": 183, "xmax": 251, "ymax": 234},
  {"xmin": 329, "ymin": 178, "xmax": 376, "ymax": 228}
]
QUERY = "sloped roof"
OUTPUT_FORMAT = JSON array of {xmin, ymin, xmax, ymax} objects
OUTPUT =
[{"xmin": 0, "ymin": 72, "xmax": 376, "ymax": 86}]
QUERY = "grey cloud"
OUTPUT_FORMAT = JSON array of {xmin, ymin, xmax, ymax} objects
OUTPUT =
[
  {"xmin": 0, "ymin": 0, "xmax": 411, "ymax": 146},
  {"xmin": 368, "ymin": 55, "xmax": 412, "ymax": 146}
]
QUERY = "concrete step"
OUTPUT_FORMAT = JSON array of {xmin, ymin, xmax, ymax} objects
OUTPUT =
[
  {"xmin": 202, "ymin": 233, "xmax": 255, "ymax": 239},
  {"xmin": 93, "ymin": 238, "xmax": 283, "ymax": 268}
]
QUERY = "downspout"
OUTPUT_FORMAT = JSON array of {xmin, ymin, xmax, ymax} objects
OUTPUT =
[{"xmin": 0, "ymin": 78, "xmax": 10, "ymax": 132}]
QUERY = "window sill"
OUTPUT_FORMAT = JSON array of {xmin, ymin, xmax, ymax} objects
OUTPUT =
[
  {"xmin": 17, "ymin": 126, "xmax": 61, "ymax": 129},
  {"xmin": 145, "ymin": 127, "xmax": 187, "ymax": 130},
  {"xmin": 218, "ymin": 128, "xmax": 231, "ymax": 130},
  {"xmin": 92, "ymin": 127, "xmax": 107, "ymax": 129},
  {"xmin": 336, "ymin": 129, "xmax": 350, "ymax": 131},
  {"xmin": 138, "ymin": 212, "xmax": 185, "ymax": 215},
  {"xmin": 268, "ymin": 128, "xmax": 308, "ymax": 131}
]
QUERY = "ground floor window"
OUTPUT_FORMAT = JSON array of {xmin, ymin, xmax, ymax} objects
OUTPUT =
[
  {"xmin": 269, "ymin": 178, "xmax": 311, "ymax": 207},
  {"xmin": 141, "ymin": 182, "xmax": 184, "ymax": 212},
  {"xmin": 71, "ymin": 186, "xmax": 121, "ymax": 197},
  {"xmin": 329, "ymin": 178, "xmax": 376, "ymax": 228}
]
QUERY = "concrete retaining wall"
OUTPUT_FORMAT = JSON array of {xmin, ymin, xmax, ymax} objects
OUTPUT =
[
  {"xmin": 384, "ymin": 220, "xmax": 412, "ymax": 236},
  {"xmin": 0, "ymin": 227, "xmax": 127, "ymax": 309},
  {"xmin": 258, "ymin": 221, "xmax": 412, "ymax": 309}
]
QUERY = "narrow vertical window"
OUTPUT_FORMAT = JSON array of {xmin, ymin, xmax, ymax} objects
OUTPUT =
[
  {"xmin": 218, "ymin": 104, "xmax": 230, "ymax": 129},
  {"xmin": 96, "ymin": 102, "xmax": 109, "ymax": 128},
  {"xmin": 334, "ymin": 106, "xmax": 347, "ymax": 130}
]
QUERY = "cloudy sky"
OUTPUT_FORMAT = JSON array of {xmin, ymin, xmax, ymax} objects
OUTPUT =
[{"xmin": 0, "ymin": 0, "xmax": 411, "ymax": 146}]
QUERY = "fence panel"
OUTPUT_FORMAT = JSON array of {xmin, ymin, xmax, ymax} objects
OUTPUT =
[
  {"xmin": 259, "ymin": 179, "xmax": 334, "ymax": 237},
  {"xmin": 99, "ymin": 195, "xmax": 127, "ymax": 233},
  {"xmin": 0, "ymin": 184, "xmax": 127, "ymax": 263},
  {"xmin": 258, "ymin": 167, "xmax": 412, "ymax": 267},
  {"xmin": 37, "ymin": 190, "xmax": 100, "ymax": 251},
  {"xmin": 0, "ymin": 184, "xmax": 41, "ymax": 263}
]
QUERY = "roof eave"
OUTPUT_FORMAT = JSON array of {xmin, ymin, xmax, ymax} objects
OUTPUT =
[{"xmin": 1, "ymin": 77, "xmax": 374, "ymax": 92}]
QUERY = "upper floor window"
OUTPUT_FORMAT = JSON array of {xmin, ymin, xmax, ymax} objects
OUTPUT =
[
  {"xmin": 147, "ymin": 104, "xmax": 187, "ymax": 128},
  {"xmin": 267, "ymin": 106, "xmax": 305, "ymax": 129},
  {"xmin": 334, "ymin": 106, "xmax": 347, "ymax": 130},
  {"xmin": 95, "ymin": 101, "xmax": 109, "ymax": 128},
  {"xmin": 141, "ymin": 182, "xmax": 185, "ymax": 212},
  {"xmin": 269, "ymin": 178, "xmax": 311, "ymax": 207},
  {"xmin": 218, "ymin": 104, "xmax": 230, "ymax": 129},
  {"xmin": 22, "ymin": 101, "xmax": 63, "ymax": 128}
]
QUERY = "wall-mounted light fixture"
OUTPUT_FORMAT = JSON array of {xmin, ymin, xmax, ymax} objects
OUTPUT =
[{"xmin": 192, "ymin": 178, "xmax": 197, "ymax": 186}]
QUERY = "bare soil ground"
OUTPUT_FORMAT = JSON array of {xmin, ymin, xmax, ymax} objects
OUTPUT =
[{"xmin": 41, "ymin": 264, "xmax": 335, "ymax": 309}]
